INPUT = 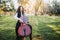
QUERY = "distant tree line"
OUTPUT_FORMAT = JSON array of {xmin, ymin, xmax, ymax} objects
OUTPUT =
[
  {"xmin": 51, "ymin": 0, "xmax": 60, "ymax": 16},
  {"xmin": 43, "ymin": 0, "xmax": 60, "ymax": 16}
]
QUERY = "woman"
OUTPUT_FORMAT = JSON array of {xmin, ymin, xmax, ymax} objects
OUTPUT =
[{"xmin": 14, "ymin": 6, "xmax": 32, "ymax": 40}]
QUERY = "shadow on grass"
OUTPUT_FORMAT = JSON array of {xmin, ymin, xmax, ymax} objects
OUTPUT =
[
  {"xmin": 37, "ymin": 22, "xmax": 60, "ymax": 40},
  {"xmin": 0, "ymin": 28, "xmax": 16, "ymax": 40}
]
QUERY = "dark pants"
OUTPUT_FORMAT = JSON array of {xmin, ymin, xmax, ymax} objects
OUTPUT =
[{"xmin": 15, "ymin": 21, "xmax": 32, "ymax": 40}]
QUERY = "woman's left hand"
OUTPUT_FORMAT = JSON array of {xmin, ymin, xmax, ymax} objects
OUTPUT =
[{"xmin": 25, "ymin": 22, "xmax": 29, "ymax": 24}]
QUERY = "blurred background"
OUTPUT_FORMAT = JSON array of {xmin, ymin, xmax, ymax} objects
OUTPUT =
[
  {"xmin": 0, "ymin": 0, "xmax": 60, "ymax": 16},
  {"xmin": 0, "ymin": 0, "xmax": 60, "ymax": 40}
]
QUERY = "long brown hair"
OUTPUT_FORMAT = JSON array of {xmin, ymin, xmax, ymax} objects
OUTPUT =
[{"xmin": 16, "ymin": 6, "xmax": 24, "ymax": 18}]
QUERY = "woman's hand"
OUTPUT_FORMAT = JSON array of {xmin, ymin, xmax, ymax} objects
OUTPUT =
[
  {"xmin": 25, "ymin": 22, "xmax": 29, "ymax": 24},
  {"xmin": 19, "ymin": 19, "xmax": 24, "ymax": 23},
  {"xmin": 23, "ymin": 22, "xmax": 29, "ymax": 25}
]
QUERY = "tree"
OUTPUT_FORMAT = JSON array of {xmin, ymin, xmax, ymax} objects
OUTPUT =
[
  {"xmin": 10, "ymin": 0, "xmax": 19, "ymax": 10},
  {"xmin": 51, "ymin": 0, "xmax": 60, "ymax": 15},
  {"xmin": 34, "ymin": 0, "xmax": 42, "ymax": 16}
]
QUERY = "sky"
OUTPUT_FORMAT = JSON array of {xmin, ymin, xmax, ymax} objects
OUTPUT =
[{"xmin": 57, "ymin": 0, "xmax": 60, "ymax": 2}]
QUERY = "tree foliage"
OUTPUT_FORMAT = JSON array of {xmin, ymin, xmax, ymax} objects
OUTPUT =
[{"xmin": 51, "ymin": 0, "xmax": 60, "ymax": 15}]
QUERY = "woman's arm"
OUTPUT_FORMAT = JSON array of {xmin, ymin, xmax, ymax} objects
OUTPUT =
[
  {"xmin": 14, "ymin": 13, "xmax": 23, "ymax": 22},
  {"xmin": 14, "ymin": 13, "xmax": 20, "ymax": 20}
]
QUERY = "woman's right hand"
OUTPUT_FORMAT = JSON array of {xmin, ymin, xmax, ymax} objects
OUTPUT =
[{"xmin": 19, "ymin": 19, "xmax": 24, "ymax": 23}]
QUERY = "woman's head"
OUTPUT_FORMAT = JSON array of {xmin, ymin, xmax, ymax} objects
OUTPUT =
[{"xmin": 17, "ymin": 6, "xmax": 24, "ymax": 14}]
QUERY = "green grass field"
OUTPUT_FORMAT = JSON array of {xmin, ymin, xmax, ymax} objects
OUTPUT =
[{"xmin": 0, "ymin": 16, "xmax": 60, "ymax": 40}]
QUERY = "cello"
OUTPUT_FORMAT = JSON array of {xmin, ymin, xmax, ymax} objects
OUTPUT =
[{"xmin": 18, "ymin": 13, "xmax": 31, "ymax": 37}]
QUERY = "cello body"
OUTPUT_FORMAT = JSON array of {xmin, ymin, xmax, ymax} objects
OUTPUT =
[{"xmin": 18, "ymin": 15, "xmax": 31, "ymax": 37}]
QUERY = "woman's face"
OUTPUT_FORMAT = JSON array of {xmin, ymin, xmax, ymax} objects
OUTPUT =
[{"xmin": 20, "ymin": 7, "xmax": 23, "ymax": 12}]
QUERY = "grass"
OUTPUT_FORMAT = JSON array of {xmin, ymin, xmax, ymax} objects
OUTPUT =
[{"xmin": 0, "ymin": 16, "xmax": 60, "ymax": 40}]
